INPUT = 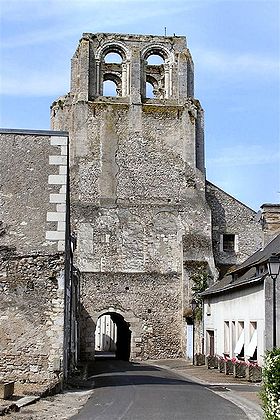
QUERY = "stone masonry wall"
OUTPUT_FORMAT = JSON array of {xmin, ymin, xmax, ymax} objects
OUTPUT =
[
  {"xmin": 0, "ymin": 130, "xmax": 68, "ymax": 384},
  {"xmin": 0, "ymin": 254, "xmax": 64, "ymax": 384},
  {"xmin": 206, "ymin": 181, "xmax": 262, "ymax": 272},
  {"xmin": 80, "ymin": 272, "xmax": 183, "ymax": 361},
  {"xmin": 50, "ymin": 33, "xmax": 216, "ymax": 361}
]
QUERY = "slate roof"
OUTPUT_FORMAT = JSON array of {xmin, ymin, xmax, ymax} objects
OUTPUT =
[
  {"xmin": 230, "ymin": 233, "xmax": 280, "ymax": 274},
  {"xmin": 201, "ymin": 234, "xmax": 280, "ymax": 297}
]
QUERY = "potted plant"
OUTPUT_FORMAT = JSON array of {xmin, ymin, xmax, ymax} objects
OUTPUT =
[
  {"xmin": 233, "ymin": 359, "xmax": 247, "ymax": 378},
  {"xmin": 206, "ymin": 354, "xmax": 218, "ymax": 369},
  {"xmin": 224, "ymin": 357, "xmax": 234, "ymax": 375},
  {"xmin": 218, "ymin": 356, "xmax": 226, "ymax": 373},
  {"xmin": 194, "ymin": 353, "xmax": 205, "ymax": 366},
  {"xmin": 246, "ymin": 362, "xmax": 262, "ymax": 382}
]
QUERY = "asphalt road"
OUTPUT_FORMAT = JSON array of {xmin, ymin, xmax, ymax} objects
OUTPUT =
[{"xmin": 72, "ymin": 360, "xmax": 249, "ymax": 420}]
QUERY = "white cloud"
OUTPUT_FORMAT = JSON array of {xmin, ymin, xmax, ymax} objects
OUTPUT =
[
  {"xmin": 194, "ymin": 48, "xmax": 279, "ymax": 78},
  {"xmin": 0, "ymin": 70, "xmax": 69, "ymax": 96},
  {"xmin": 208, "ymin": 144, "xmax": 280, "ymax": 167},
  {"xmin": 1, "ymin": 0, "xmax": 201, "ymax": 48}
]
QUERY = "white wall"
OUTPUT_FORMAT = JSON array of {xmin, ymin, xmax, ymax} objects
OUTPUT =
[{"xmin": 203, "ymin": 284, "xmax": 265, "ymax": 366}]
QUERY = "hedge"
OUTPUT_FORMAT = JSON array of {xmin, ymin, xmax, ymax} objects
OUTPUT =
[{"xmin": 261, "ymin": 347, "xmax": 280, "ymax": 419}]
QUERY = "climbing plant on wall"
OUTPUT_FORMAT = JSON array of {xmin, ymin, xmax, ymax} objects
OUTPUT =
[{"xmin": 190, "ymin": 264, "xmax": 212, "ymax": 321}]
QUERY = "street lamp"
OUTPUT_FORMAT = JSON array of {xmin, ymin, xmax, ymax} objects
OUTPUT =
[{"xmin": 267, "ymin": 254, "xmax": 280, "ymax": 348}]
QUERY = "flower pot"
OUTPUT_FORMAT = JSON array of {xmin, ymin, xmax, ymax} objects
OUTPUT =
[
  {"xmin": 218, "ymin": 359, "xmax": 225, "ymax": 373},
  {"xmin": 246, "ymin": 365, "xmax": 262, "ymax": 382},
  {"xmin": 233, "ymin": 363, "xmax": 247, "ymax": 378},
  {"xmin": 206, "ymin": 355, "xmax": 218, "ymax": 369},
  {"xmin": 225, "ymin": 360, "xmax": 234, "ymax": 375},
  {"xmin": 194, "ymin": 353, "xmax": 205, "ymax": 366}
]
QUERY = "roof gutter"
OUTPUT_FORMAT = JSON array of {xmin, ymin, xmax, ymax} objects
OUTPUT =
[{"xmin": 200, "ymin": 275, "xmax": 265, "ymax": 297}]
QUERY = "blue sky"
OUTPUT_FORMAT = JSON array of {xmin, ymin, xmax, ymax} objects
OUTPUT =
[{"xmin": 0, "ymin": 0, "xmax": 279, "ymax": 211}]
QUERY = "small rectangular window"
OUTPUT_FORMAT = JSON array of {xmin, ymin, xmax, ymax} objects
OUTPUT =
[{"xmin": 223, "ymin": 234, "xmax": 235, "ymax": 252}]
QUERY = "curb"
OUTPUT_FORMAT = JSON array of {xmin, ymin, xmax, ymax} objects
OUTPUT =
[{"xmin": 144, "ymin": 361, "xmax": 264, "ymax": 420}]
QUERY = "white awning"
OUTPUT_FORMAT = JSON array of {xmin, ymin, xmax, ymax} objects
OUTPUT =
[
  {"xmin": 246, "ymin": 329, "xmax": 257, "ymax": 358},
  {"xmin": 234, "ymin": 330, "xmax": 245, "ymax": 355}
]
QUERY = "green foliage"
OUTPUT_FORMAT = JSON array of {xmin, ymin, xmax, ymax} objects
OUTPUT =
[
  {"xmin": 193, "ymin": 306, "xmax": 203, "ymax": 322},
  {"xmin": 190, "ymin": 267, "xmax": 212, "ymax": 321},
  {"xmin": 191, "ymin": 267, "xmax": 211, "ymax": 302},
  {"xmin": 260, "ymin": 347, "xmax": 280, "ymax": 419}
]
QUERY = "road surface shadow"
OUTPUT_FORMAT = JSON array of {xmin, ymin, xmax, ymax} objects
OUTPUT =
[{"xmin": 86, "ymin": 359, "xmax": 202, "ymax": 389}]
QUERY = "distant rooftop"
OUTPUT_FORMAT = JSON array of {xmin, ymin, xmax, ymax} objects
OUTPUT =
[
  {"xmin": 202, "ymin": 233, "xmax": 280, "ymax": 297},
  {"xmin": 0, "ymin": 128, "xmax": 68, "ymax": 136}
]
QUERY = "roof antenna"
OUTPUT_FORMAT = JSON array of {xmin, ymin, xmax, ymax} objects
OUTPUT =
[{"xmin": 164, "ymin": 27, "xmax": 167, "ymax": 37}]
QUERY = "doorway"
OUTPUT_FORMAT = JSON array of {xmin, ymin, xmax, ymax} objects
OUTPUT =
[
  {"xmin": 207, "ymin": 330, "xmax": 215, "ymax": 356},
  {"xmin": 95, "ymin": 312, "xmax": 132, "ymax": 361}
]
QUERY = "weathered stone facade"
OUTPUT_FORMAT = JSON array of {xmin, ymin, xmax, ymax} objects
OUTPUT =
[
  {"xmin": 261, "ymin": 204, "xmax": 280, "ymax": 247},
  {"xmin": 80, "ymin": 272, "xmax": 182, "ymax": 360},
  {"xmin": 0, "ymin": 253, "xmax": 64, "ymax": 383},
  {"xmin": 0, "ymin": 130, "xmax": 68, "ymax": 385},
  {"xmin": 1, "ymin": 32, "xmax": 264, "ymax": 385},
  {"xmin": 206, "ymin": 182, "xmax": 262, "ymax": 274},
  {"xmin": 50, "ymin": 33, "xmax": 262, "ymax": 362},
  {"xmin": 51, "ymin": 33, "xmax": 218, "ymax": 361}
]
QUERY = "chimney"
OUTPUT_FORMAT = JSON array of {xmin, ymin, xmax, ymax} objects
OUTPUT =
[{"xmin": 261, "ymin": 204, "xmax": 280, "ymax": 247}]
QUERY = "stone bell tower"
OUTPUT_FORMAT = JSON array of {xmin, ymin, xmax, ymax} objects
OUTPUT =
[{"xmin": 51, "ymin": 33, "xmax": 215, "ymax": 361}]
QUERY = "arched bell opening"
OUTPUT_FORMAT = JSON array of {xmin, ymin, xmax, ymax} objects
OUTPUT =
[
  {"xmin": 146, "ymin": 75, "xmax": 162, "ymax": 99},
  {"xmin": 95, "ymin": 43, "xmax": 130, "ymax": 97},
  {"xmin": 147, "ymin": 54, "xmax": 165, "ymax": 65},
  {"xmin": 141, "ymin": 46, "xmax": 173, "ymax": 99},
  {"xmin": 102, "ymin": 73, "xmax": 122, "ymax": 97},
  {"xmin": 104, "ymin": 51, "xmax": 123, "ymax": 64},
  {"xmin": 94, "ymin": 312, "xmax": 132, "ymax": 361}
]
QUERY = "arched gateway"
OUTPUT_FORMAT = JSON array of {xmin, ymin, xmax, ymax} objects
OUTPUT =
[{"xmin": 95, "ymin": 312, "xmax": 132, "ymax": 361}]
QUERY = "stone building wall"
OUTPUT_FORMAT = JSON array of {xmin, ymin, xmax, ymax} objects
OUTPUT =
[
  {"xmin": 206, "ymin": 181, "xmax": 262, "ymax": 274},
  {"xmin": 261, "ymin": 204, "xmax": 280, "ymax": 247},
  {"xmin": 0, "ymin": 254, "xmax": 64, "ymax": 384},
  {"xmin": 51, "ymin": 33, "xmax": 215, "ymax": 361},
  {"xmin": 0, "ymin": 33, "xmax": 267, "ymax": 375},
  {"xmin": 0, "ymin": 130, "xmax": 68, "ymax": 384},
  {"xmin": 80, "ymin": 272, "xmax": 182, "ymax": 360}
]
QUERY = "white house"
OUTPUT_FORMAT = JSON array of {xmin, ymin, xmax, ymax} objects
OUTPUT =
[{"xmin": 202, "ymin": 230, "xmax": 280, "ymax": 367}]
